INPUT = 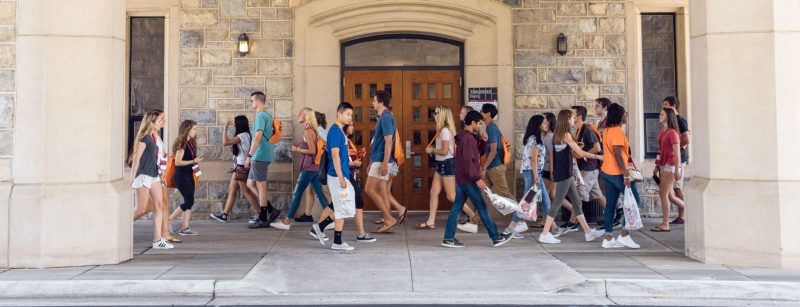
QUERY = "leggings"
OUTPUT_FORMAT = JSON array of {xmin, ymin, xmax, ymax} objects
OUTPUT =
[
  {"xmin": 547, "ymin": 179, "xmax": 584, "ymax": 218},
  {"xmin": 174, "ymin": 171, "xmax": 195, "ymax": 211}
]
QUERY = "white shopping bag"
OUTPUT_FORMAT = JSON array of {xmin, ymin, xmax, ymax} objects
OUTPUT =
[
  {"xmin": 483, "ymin": 187, "xmax": 520, "ymax": 215},
  {"xmin": 515, "ymin": 185, "xmax": 540, "ymax": 221},
  {"xmin": 623, "ymin": 187, "xmax": 643, "ymax": 230}
]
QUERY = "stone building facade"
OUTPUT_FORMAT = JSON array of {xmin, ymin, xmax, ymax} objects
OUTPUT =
[{"xmin": 2, "ymin": 0, "xmax": 799, "ymax": 269}]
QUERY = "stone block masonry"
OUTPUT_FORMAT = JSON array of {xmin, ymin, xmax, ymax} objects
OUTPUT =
[
  {"xmin": 0, "ymin": 0, "xmax": 15, "ymax": 182},
  {"xmin": 177, "ymin": 0, "xmax": 295, "ymax": 214}
]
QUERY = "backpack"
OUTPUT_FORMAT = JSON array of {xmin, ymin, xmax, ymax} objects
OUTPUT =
[
  {"xmin": 268, "ymin": 118, "xmax": 282, "ymax": 144},
  {"xmin": 501, "ymin": 136, "xmax": 512, "ymax": 165},
  {"xmin": 318, "ymin": 148, "xmax": 329, "ymax": 185},
  {"xmin": 314, "ymin": 137, "xmax": 326, "ymax": 165},
  {"xmin": 576, "ymin": 123, "xmax": 603, "ymax": 166},
  {"xmin": 393, "ymin": 130, "xmax": 405, "ymax": 166}
]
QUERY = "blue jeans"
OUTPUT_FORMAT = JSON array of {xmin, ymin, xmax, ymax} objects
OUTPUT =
[
  {"xmin": 513, "ymin": 170, "xmax": 551, "ymax": 223},
  {"xmin": 600, "ymin": 171, "xmax": 641, "ymax": 236},
  {"xmin": 444, "ymin": 183, "xmax": 500, "ymax": 241},
  {"xmin": 286, "ymin": 170, "xmax": 329, "ymax": 219}
]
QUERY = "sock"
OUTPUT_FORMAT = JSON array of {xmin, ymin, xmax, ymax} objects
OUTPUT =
[
  {"xmin": 318, "ymin": 217, "xmax": 334, "ymax": 231},
  {"xmin": 266, "ymin": 200, "xmax": 275, "ymax": 212},
  {"xmin": 334, "ymin": 230, "xmax": 343, "ymax": 244}
]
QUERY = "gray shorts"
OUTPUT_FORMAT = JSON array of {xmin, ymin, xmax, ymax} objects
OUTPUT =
[
  {"xmin": 578, "ymin": 169, "xmax": 603, "ymax": 202},
  {"xmin": 248, "ymin": 161, "xmax": 270, "ymax": 181}
]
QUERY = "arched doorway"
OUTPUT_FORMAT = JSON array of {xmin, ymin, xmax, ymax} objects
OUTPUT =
[{"xmin": 340, "ymin": 34, "xmax": 464, "ymax": 210}]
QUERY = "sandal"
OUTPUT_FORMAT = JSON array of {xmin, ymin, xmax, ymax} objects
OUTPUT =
[
  {"xmin": 650, "ymin": 226, "xmax": 671, "ymax": 232},
  {"xmin": 376, "ymin": 221, "xmax": 396, "ymax": 233},
  {"xmin": 373, "ymin": 218, "xmax": 385, "ymax": 225},
  {"xmin": 165, "ymin": 236, "xmax": 182, "ymax": 243},
  {"xmin": 416, "ymin": 222, "xmax": 436, "ymax": 229},
  {"xmin": 398, "ymin": 209, "xmax": 408, "ymax": 225}
]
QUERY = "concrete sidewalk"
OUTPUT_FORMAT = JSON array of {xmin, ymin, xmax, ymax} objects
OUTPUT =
[{"xmin": 1, "ymin": 213, "xmax": 799, "ymax": 305}]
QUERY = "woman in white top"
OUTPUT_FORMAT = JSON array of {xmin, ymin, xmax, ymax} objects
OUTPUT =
[
  {"xmin": 211, "ymin": 115, "xmax": 260, "ymax": 222},
  {"xmin": 417, "ymin": 106, "xmax": 458, "ymax": 229}
]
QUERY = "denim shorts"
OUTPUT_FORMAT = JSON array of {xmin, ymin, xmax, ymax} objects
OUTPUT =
[{"xmin": 435, "ymin": 158, "xmax": 455, "ymax": 177}]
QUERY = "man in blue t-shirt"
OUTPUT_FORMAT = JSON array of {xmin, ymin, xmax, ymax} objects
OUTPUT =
[
  {"xmin": 364, "ymin": 91, "xmax": 398, "ymax": 233},
  {"xmin": 480, "ymin": 104, "xmax": 513, "ymax": 205},
  {"xmin": 246, "ymin": 91, "xmax": 279, "ymax": 229}
]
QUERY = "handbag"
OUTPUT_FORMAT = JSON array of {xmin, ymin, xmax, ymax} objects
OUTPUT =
[
  {"xmin": 234, "ymin": 165, "xmax": 249, "ymax": 182},
  {"xmin": 164, "ymin": 154, "xmax": 199, "ymax": 188},
  {"xmin": 627, "ymin": 159, "xmax": 644, "ymax": 183}
]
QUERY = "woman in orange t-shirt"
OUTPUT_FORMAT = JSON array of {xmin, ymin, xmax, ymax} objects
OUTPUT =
[{"xmin": 599, "ymin": 103, "xmax": 641, "ymax": 249}]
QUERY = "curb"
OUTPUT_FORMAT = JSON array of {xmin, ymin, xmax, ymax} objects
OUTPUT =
[
  {"xmin": 0, "ymin": 280, "xmax": 215, "ymax": 299},
  {"xmin": 601, "ymin": 279, "xmax": 800, "ymax": 301}
]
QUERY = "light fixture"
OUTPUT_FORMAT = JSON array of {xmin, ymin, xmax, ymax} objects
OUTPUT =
[
  {"xmin": 556, "ymin": 33, "xmax": 568, "ymax": 56},
  {"xmin": 238, "ymin": 33, "xmax": 250, "ymax": 56}
]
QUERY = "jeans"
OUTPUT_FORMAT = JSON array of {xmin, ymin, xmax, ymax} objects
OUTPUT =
[
  {"xmin": 513, "ymin": 170, "xmax": 552, "ymax": 223},
  {"xmin": 286, "ymin": 170, "xmax": 329, "ymax": 219},
  {"xmin": 600, "ymin": 171, "xmax": 641, "ymax": 236},
  {"xmin": 444, "ymin": 183, "xmax": 500, "ymax": 242}
]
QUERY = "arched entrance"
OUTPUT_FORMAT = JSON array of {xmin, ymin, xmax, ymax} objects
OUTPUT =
[{"xmin": 340, "ymin": 34, "xmax": 464, "ymax": 210}]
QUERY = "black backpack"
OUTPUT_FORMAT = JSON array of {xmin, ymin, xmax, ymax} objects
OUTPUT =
[{"xmin": 318, "ymin": 146, "xmax": 328, "ymax": 185}]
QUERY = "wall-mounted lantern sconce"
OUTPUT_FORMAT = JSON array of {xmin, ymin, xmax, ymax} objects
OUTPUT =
[
  {"xmin": 238, "ymin": 33, "xmax": 250, "ymax": 56},
  {"xmin": 556, "ymin": 33, "xmax": 568, "ymax": 56}
]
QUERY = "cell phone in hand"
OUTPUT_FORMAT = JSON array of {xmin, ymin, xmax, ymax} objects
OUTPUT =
[{"xmin": 652, "ymin": 174, "xmax": 661, "ymax": 185}]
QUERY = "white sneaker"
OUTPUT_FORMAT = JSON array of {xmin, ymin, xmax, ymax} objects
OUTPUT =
[
  {"xmin": 538, "ymin": 233, "xmax": 561, "ymax": 244},
  {"xmin": 324, "ymin": 223, "xmax": 335, "ymax": 231},
  {"xmin": 457, "ymin": 222, "xmax": 478, "ymax": 233},
  {"xmin": 331, "ymin": 242, "xmax": 354, "ymax": 251},
  {"xmin": 152, "ymin": 238, "xmax": 174, "ymax": 249},
  {"xmin": 585, "ymin": 229, "xmax": 605, "ymax": 242},
  {"xmin": 602, "ymin": 238, "xmax": 625, "ymax": 248},
  {"xmin": 553, "ymin": 227, "xmax": 569, "ymax": 238},
  {"xmin": 310, "ymin": 224, "xmax": 327, "ymax": 246},
  {"xmin": 248, "ymin": 214, "xmax": 259, "ymax": 224},
  {"xmin": 513, "ymin": 222, "xmax": 529, "ymax": 234},
  {"xmin": 616, "ymin": 234, "xmax": 641, "ymax": 249},
  {"xmin": 270, "ymin": 220, "xmax": 290, "ymax": 230}
]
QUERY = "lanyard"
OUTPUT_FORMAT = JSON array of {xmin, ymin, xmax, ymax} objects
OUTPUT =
[{"xmin": 186, "ymin": 142, "xmax": 196, "ymax": 160}]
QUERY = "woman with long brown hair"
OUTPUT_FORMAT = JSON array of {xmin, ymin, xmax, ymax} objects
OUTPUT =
[
  {"xmin": 538, "ymin": 110, "xmax": 605, "ymax": 244},
  {"xmin": 416, "ymin": 106, "xmax": 458, "ymax": 229},
  {"xmin": 130, "ymin": 110, "xmax": 174, "ymax": 249},
  {"xmin": 169, "ymin": 120, "xmax": 203, "ymax": 235},
  {"xmin": 652, "ymin": 107, "xmax": 685, "ymax": 232}
]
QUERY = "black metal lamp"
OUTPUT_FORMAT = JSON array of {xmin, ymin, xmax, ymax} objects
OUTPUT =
[
  {"xmin": 556, "ymin": 33, "xmax": 568, "ymax": 56},
  {"xmin": 238, "ymin": 33, "xmax": 250, "ymax": 56}
]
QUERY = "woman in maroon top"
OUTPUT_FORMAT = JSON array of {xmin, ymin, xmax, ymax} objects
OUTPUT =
[{"xmin": 652, "ymin": 108, "xmax": 685, "ymax": 232}]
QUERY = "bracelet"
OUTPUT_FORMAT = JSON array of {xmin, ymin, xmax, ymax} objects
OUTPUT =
[{"xmin": 623, "ymin": 176, "xmax": 630, "ymax": 179}]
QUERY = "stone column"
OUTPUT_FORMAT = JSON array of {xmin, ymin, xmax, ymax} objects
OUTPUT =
[
  {"xmin": 687, "ymin": 0, "xmax": 800, "ymax": 268},
  {"xmin": 4, "ymin": 0, "xmax": 130, "ymax": 267}
]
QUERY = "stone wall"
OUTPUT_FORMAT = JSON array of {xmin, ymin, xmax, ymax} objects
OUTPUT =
[
  {"xmin": 176, "ymin": 0, "xmax": 295, "ymax": 217},
  {"xmin": 0, "ymin": 0, "xmax": 15, "ymax": 182}
]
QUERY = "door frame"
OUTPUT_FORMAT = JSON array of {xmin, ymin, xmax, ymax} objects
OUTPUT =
[{"xmin": 339, "ymin": 34, "xmax": 466, "ymax": 105}]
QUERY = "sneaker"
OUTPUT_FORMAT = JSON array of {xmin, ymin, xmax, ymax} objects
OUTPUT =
[
  {"xmin": 210, "ymin": 211, "xmax": 228, "ymax": 223},
  {"xmin": 538, "ymin": 233, "xmax": 561, "ymax": 244},
  {"xmin": 152, "ymin": 238, "xmax": 174, "ymax": 249},
  {"xmin": 595, "ymin": 219, "xmax": 605, "ymax": 226},
  {"xmin": 513, "ymin": 222, "xmax": 529, "ymax": 234},
  {"xmin": 441, "ymin": 238, "xmax": 465, "ymax": 248},
  {"xmin": 457, "ymin": 222, "xmax": 478, "ymax": 234},
  {"xmin": 502, "ymin": 229, "xmax": 524, "ymax": 239},
  {"xmin": 248, "ymin": 214, "xmax": 259, "ymax": 224},
  {"xmin": 178, "ymin": 228, "xmax": 199, "ymax": 236},
  {"xmin": 248, "ymin": 219, "xmax": 271, "ymax": 229},
  {"xmin": 492, "ymin": 233, "xmax": 513, "ymax": 247},
  {"xmin": 310, "ymin": 224, "xmax": 326, "ymax": 246},
  {"xmin": 602, "ymin": 238, "xmax": 625, "ymax": 248},
  {"xmin": 616, "ymin": 234, "xmax": 641, "ymax": 249},
  {"xmin": 331, "ymin": 242, "xmax": 355, "ymax": 251},
  {"xmin": 356, "ymin": 233, "xmax": 377, "ymax": 243},
  {"xmin": 669, "ymin": 217, "xmax": 685, "ymax": 225},
  {"xmin": 324, "ymin": 223, "xmax": 335, "ymax": 231},
  {"xmin": 553, "ymin": 227, "xmax": 569, "ymax": 237},
  {"xmin": 294, "ymin": 214, "xmax": 314, "ymax": 223},
  {"xmin": 566, "ymin": 222, "xmax": 579, "ymax": 232},
  {"xmin": 270, "ymin": 220, "xmax": 290, "ymax": 230},
  {"xmin": 585, "ymin": 229, "xmax": 605, "ymax": 242},
  {"xmin": 612, "ymin": 220, "xmax": 622, "ymax": 230}
]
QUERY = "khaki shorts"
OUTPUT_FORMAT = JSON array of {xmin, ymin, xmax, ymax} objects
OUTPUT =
[
  {"xmin": 367, "ymin": 162, "xmax": 390, "ymax": 181},
  {"xmin": 578, "ymin": 169, "xmax": 603, "ymax": 202}
]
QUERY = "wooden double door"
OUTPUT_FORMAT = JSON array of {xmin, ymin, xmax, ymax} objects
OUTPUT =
[{"xmin": 343, "ymin": 70, "xmax": 462, "ymax": 211}]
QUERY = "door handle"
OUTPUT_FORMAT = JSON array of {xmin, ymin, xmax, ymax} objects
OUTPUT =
[{"xmin": 405, "ymin": 140, "xmax": 414, "ymax": 156}]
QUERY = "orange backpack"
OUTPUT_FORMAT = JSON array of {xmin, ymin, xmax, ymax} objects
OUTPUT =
[
  {"xmin": 393, "ymin": 130, "xmax": 405, "ymax": 166},
  {"xmin": 313, "ymin": 135, "xmax": 326, "ymax": 165},
  {"xmin": 268, "ymin": 118, "xmax": 282, "ymax": 144},
  {"xmin": 501, "ymin": 136, "xmax": 512, "ymax": 165},
  {"xmin": 164, "ymin": 154, "xmax": 199, "ymax": 188}
]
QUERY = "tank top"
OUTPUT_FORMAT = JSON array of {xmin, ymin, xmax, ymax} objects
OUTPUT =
[
  {"xmin": 176, "ymin": 142, "xmax": 196, "ymax": 173},
  {"xmin": 552, "ymin": 143, "xmax": 572, "ymax": 182},
  {"xmin": 299, "ymin": 127, "xmax": 320, "ymax": 172}
]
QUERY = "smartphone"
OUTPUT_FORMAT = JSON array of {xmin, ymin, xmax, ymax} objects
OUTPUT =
[{"xmin": 652, "ymin": 174, "xmax": 661, "ymax": 185}]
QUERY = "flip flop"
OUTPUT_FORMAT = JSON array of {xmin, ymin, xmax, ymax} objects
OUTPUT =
[
  {"xmin": 416, "ymin": 222, "xmax": 436, "ymax": 229},
  {"xmin": 376, "ymin": 221, "xmax": 396, "ymax": 233},
  {"xmin": 398, "ymin": 210, "xmax": 408, "ymax": 225},
  {"xmin": 373, "ymin": 218, "xmax": 385, "ymax": 225},
  {"xmin": 650, "ymin": 226, "xmax": 671, "ymax": 232}
]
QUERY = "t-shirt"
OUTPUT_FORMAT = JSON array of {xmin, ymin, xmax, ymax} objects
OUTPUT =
[
  {"xmin": 327, "ymin": 123, "xmax": 350, "ymax": 179},
  {"xmin": 136, "ymin": 136, "xmax": 159, "ymax": 177},
  {"xmin": 369, "ymin": 110, "xmax": 396, "ymax": 163},
  {"xmin": 252, "ymin": 109, "xmax": 275, "ymax": 162},
  {"xmin": 576, "ymin": 124, "xmax": 599, "ymax": 172},
  {"xmin": 542, "ymin": 132, "xmax": 554, "ymax": 172},
  {"xmin": 434, "ymin": 127, "xmax": 455, "ymax": 161},
  {"xmin": 485, "ymin": 122, "xmax": 504, "ymax": 169},
  {"xmin": 656, "ymin": 128, "xmax": 680, "ymax": 167},
  {"xmin": 520, "ymin": 135, "xmax": 545, "ymax": 173},
  {"xmin": 235, "ymin": 132, "xmax": 251, "ymax": 166},
  {"xmin": 317, "ymin": 126, "xmax": 328, "ymax": 142},
  {"xmin": 600, "ymin": 126, "xmax": 630, "ymax": 176},
  {"xmin": 677, "ymin": 115, "xmax": 689, "ymax": 163}
]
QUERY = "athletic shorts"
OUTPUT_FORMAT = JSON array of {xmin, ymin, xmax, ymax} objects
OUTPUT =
[{"xmin": 248, "ymin": 161, "xmax": 270, "ymax": 181}]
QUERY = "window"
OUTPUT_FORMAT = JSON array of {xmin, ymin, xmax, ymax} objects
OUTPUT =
[
  {"xmin": 641, "ymin": 14, "xmax": 678, "ymax": 159},
  {"xmin": 128, "ymin": 17, "xmax": 165, "ymax": 153}
]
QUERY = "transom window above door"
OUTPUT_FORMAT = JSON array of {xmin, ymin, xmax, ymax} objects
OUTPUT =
[{"xmin": 343, "ymin": 36, "xmax": 461, "ymax": 67}]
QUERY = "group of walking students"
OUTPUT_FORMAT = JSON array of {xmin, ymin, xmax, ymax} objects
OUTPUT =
[{"xmin": 129, "ymin": 91, "xmax": 689, "ymax": 251}]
